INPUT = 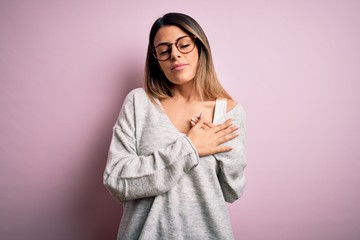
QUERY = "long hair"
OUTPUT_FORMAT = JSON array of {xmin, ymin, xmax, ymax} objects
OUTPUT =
[{"xmin": 144, "ymin": 12, "xmax": 232, "ymax": 101}]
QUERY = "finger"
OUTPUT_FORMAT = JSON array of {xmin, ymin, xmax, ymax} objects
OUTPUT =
[
  {"xmin": 202, "ymin": 123, "xmax": 211, "ymax": 130},
  {"xmin": 191, "ymin": 114, "xmax": 202, "ymax": 126},
  {"xmin": 217, "ymin": 125, "xmax": 239, "ymax": 138},
  {"xmin": 217, "ymin": 132, "xmax": 239, "ymax": 145},
  {"xmin": 223, "ymin": 118, "xmax": 233, "ymax": 126},
  {"xmin": 203, "ymin": 121, "xmax": 215, "ymax": 129},
  {"xmin": 214, "ymin": 145, "xmax": 233, "ymax": 153},
  {"xmin": 192, "ymin": 116, "xmax": 205, "ymax": 129},
  {"xmin": 212, "ymin": 119, "xmax": 233, "ymax": 133}
]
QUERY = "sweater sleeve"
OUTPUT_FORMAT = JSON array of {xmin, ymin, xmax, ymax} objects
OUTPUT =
[
  {"xmin": 214, "ymin": 105, "xmax": 247, "ymax": 203},
  {"xmin": 103, "ymin": 91, "xmax": 199, "ymax": 202}
]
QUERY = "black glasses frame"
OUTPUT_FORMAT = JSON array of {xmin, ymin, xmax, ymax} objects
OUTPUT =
[{"xmin": 152, "ymin": 36, "xmax": 197, "ymax": 61}]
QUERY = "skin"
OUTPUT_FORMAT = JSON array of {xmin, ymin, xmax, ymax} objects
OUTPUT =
[
  {"xmin": 154, "ymin": 26, "xmax": 199, "ymax": 88},
  {"xmin": 153, "ymin": 26, "xmax": 239, "ymax": 157}
]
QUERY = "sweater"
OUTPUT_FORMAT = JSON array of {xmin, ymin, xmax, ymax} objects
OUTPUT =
[{"xmin": 103, "ymin": 88, "xmax": 247, "ymax": 240}]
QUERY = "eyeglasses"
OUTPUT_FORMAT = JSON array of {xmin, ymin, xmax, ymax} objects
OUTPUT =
[{"xmin": 152, "ymin": 36, "xmax": 197, "ymax": 61}]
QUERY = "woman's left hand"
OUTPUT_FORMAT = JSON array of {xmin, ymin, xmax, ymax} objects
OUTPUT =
[{"xmin": 190, "ymin": 113, "xmax": 214, "ymax": 130}]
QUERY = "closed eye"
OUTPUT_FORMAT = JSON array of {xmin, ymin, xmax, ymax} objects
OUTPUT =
[
  {"xmin": 159, "ymin": 49, "xmax": 170, "ymax": 55},
  {"xmin": 179, "ymin": 44, "xmax": 191, "ymax": 49}
]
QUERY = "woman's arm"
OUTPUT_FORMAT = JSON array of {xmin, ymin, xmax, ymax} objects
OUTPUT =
[
  {"xmin": 189, "ymin": 101, "xmax": 247, "ymax": 203},
  {"xmin": 103, "ymin": 91, "xmax": 199, "ymax": 202},
  {"xmin": 214, "ymin": 106, "xmax": 247, "ymax": 203}
]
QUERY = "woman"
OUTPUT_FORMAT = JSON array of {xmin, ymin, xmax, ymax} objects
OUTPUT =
[{"xmin": 103, "ymin": 12, "xmax": 247, "ymax": 240}]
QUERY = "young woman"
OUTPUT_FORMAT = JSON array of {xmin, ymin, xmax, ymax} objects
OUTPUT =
[{"xmin": 104, "ymin": 12, "xmax": 247, "ymax": 240}]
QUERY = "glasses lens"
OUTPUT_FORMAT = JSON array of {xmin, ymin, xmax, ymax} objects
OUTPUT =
[
  {"xmin": 154, "ymin": 44, "xmax": 171, "ymax": 61},
  {"xmin": 176, "ymin": 36, "xmax": 195, "ymax": 54}
]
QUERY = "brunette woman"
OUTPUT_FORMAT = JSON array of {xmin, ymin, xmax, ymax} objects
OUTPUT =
[{"xmin": 104, "ymin": 12, "xmax": 247, "ymax": 240}]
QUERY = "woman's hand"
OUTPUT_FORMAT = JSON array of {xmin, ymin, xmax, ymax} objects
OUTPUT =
[{"xmin": 187, "ymin": 114, "xmax": 239, "ymax": 157}]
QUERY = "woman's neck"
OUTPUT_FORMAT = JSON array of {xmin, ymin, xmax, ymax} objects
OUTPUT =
[{"xmin": 172, "ymin": 82, "xmax": 200, "ymax": 102}]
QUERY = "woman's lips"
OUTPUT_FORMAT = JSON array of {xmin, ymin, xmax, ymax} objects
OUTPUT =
[{"xmin": 171, "ymin": 64, "xmax": 188, "ymax": 71}]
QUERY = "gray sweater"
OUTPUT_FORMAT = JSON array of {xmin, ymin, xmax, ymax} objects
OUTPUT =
[{"xmin": 103, "ymin": 88, "xmax": 247, "ymax": 240}]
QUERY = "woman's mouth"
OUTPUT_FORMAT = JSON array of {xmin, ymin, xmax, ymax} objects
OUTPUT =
[{"xmin": 171, "ymin": 64, "xmax": 188, "ymax": 71}]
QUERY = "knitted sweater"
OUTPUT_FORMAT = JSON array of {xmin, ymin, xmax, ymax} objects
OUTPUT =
[{"xmin": 103, "ymin": 88, "xmax": 247, "ymax": 240}]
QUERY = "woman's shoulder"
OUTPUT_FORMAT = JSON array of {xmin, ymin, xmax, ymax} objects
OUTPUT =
[
  {"xmin": 116, "ymin": 88, "xmax": 152, "ymax": 124},
  {"xmin": 122, "ymin": 88, "xmax": 150, "ymax": 103},
  {"xmin": 226, "ymin": 99, "xmax": 237, "ymax": 113},
  {"xmin": 225, "ymin": 98, "xmax": 246, "ymax": 118},
  {"xmin": 125, "ymin": 88, "xmax": 147, "ymax": 99},
  {"xmin": 122, "ymin": 88, "xmax": 159, "ymax": 111}
]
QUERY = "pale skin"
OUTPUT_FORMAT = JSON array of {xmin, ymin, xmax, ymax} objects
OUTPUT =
[{"xmin": 154, "ymin": 26, "xmax": 238, "ymax": 157}]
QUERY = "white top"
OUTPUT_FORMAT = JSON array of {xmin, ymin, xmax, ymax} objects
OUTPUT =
[{"xmin": 213, "ymin": 98, "xmax": 228, "ymax": 123}]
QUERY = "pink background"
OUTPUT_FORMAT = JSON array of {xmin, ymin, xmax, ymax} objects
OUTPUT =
[{"xmin": 1, "ymin": 1, "xmax": 359, "ymax": 239}]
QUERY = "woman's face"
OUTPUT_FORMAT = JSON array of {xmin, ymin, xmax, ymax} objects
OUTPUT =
[{"xmin": 153, "ymin": 25, "xmax": 199, "ymax": 86}]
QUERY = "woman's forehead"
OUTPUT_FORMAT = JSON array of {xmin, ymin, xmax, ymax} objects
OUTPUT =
[{"xmin": 153, "ymin": 26, "xmax": 188, "ymax": 45}]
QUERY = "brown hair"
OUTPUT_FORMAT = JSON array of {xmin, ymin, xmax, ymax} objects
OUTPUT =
[{"xmin": 144, "ymin": 12, "xmax": 232, "ymax": 101}]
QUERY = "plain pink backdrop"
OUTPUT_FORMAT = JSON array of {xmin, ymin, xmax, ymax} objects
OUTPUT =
[{"xmin": 1, "ymin": 1, "xmax": 359, "ymax": 239}]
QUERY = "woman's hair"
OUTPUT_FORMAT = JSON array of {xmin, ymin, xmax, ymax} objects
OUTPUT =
[{"xmin": 144, "ymin": 12, "xmax": 232, "ymax": 101}]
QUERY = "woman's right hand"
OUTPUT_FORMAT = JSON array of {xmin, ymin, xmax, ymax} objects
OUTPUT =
[{"xmin": 187, "ymin": 115, "xmax": 239, "ymax": 157}]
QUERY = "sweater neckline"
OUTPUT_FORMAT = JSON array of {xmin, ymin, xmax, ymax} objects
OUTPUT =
[{"xmin": 153, "ymin": 97, "xmax": 239, "ymax": 135}]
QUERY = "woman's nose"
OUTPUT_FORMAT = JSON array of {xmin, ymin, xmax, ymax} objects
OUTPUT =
[{"xmin": 170, "ymin": 45, "xmax": 181, "ymax": 61}]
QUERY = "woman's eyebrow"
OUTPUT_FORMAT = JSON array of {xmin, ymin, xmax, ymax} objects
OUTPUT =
[
  {"xmin": 154, "ymin": 41, "xmax": 170, "ymax": 48},
  {"xmin": 154, "ymin": 35, "xmax": 188, "ymax": 48}
]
